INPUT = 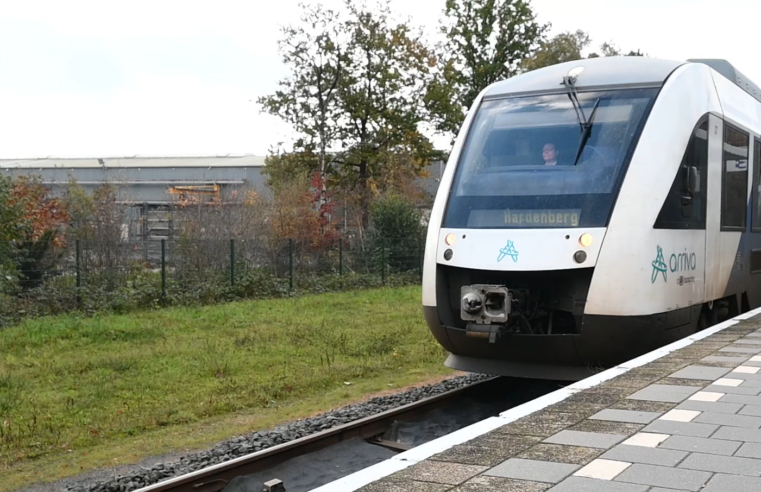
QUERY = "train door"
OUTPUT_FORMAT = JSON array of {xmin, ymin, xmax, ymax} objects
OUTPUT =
[
  {"xmin": 705, "ymin": 114, "xmax": 751, "ymax": 314},
  {"xmin": 749, "ymin": 138, "xmax": 761, "ymax": 307},
  {"xmin": 704, "ymin": 114, "xmax": 724, "ymax": 302}
]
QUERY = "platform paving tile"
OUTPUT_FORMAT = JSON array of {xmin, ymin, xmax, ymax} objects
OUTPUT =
[
  {"xmin": 734, "ymin": 442, "xmax": 761, "ymax": 458},
  {"xmin": 388, "ymin": 461, "xmax": 488, "ymax": 486},
  {"xmin": 484, "ymin": 458, "xmax": 579, "ymax": 483},
  {"xmin": 678, "ymin": 451, "xmax": 761, "ymax": 475},
  {"xmin": 449, "ymin": 475, "xmax": 552, "ymax": 492},
  {"xmin": 658, "ymin": 434, "xmax": 741, "ymax": 455},
  {"xmin": 588, "ymin": 409, "xmax": 662, "ymax": 424},
  {"xmin": 712, "ymin": 425, "xmax": 761, "ymax": 442},
  {"xmin": 726, "ymin": 377, "xmax": 761, "ymax": 387},
  {"xmin": 608, "ymin": 400, "xmax": 676, "ymax": 413},
  {"xmin": 718, "ymin": 393, "xmax": 761, "ymax": 406},
  {"xmin": 626, "ymin": 384, "xmax": 700, "ymax": 403},
  {"xmin": 656, "ymin": 378, "xmax": 712, "ymax": 387},
  {"xmin": 542, "ymin": 430, "xmax": 627, "ymax": 449},
  {"xmin": 355, "ymin": 479, "xmax": 451, "ymax": 492},
  {"xmin": 739, "ymin": 404, "xmax": 761, "ymax": 416},
  {"xmin": 612, "ymin": 463, "xmax": 712, "ymax": 491},
  {"xmin": 702, "ymin": 354, "xmax": 750, "ymax": 363},
  {"xmin": 701, "ymin": 474, "xmax": 761, "ymax": 492},
  {"xmin": 569, "ymin": 420, "xmax": 644, "ymax": 436},
  {"xmin": 647, "ymin": 489, "xmax": 692, "ymax": 492},
  {"xmin": 719, "ymin": 346, "xmax": 761, "ymax": 354},
  {"xmin": 676, "ymin": 399, "xmax": 743, "ymax": 414},
  {"xmin": 693, "ymin": 410, "xmax": 761, "ymax": 428},
  {"xmin": 703, "ymin": 383, "xmax": 760, "ymax": 395},
  {"xmin": 561, "ymin": 387, "xmax": 637, "ymax": 406},
  {"xmin": 516, "ymin": 443, "xmax": 603, "ymax": 465},
  {"xmin": 641, "ymin": 420, "xmax": 719, "ymax": 437},
  {"xmin": 492, "ymin": 412, "xmax": 587, "ymax": 438},
  {"xmin": 734, "ymin": 338, "xmax": 761, "ymax": 345},
  {"xmin": 543, "ymin": 401, "xmax": 611, "ymax": 416},
  {"xmin": 546, "ymin": 476, "xmax": 648, "ymax": 491},
  {"xmin": 667, "ymin": 365, "xmax": 731, "ymax": 380},
  {"xmin": 598, "ymin": 443, "xmax": 687, "ymax": 466},
  {"xmin": 429, "ymin": 434, "xmax": 542, "ymax": 467}
]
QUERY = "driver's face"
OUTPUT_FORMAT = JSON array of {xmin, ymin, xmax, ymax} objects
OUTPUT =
[{"xmin": 543, "ymin": 144, "xmax": 556, "ymax": 160}]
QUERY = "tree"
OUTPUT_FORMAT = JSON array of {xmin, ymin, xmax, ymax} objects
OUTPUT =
[
  {"xmin": 426, "ymin": 0, "xmax": 549, "ymax": 136},
  {"xmin": 260, "ymin": 1, "xmax": 437, "ymax": 231},
  {"xmin": 587, "ymin": 41, "xmax": 645, "ymax": 58},
  {"xmin": 258, "ymin": 3, "xmax": 347, "ymax": 208},
  {"xmin": 8, "ymin": 176, "xmax": 70, "ymax": 289},
  {"xmin": 521, "ymin": 30, "xmax": 590, "ymax": 72},
  {"xmin": 333, "ymin": 0, "xmax": 437, "ymax": 229}
]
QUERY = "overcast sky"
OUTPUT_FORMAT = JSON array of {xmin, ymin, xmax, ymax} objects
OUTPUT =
[{"xmin": 0, "ymin": 0, "xmax": 758, "ymax": 159}]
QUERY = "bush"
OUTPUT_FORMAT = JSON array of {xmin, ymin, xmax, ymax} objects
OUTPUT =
[
  {"xmin": 0, "ymin": 267, "xmax": 421, "ymax": 329},
  {"xmin": 369, "ymin": 195, "xmax": 424, "ymax": 273}
]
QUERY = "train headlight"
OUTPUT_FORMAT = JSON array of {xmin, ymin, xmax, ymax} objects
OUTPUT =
[
  {"xmin": 444, "ymin": 249, "xmax": 453, "ymax": 261},
  {"xmin": 445, "ymin": 233, "xmax": 456, "ymax": 246},
  {"xmin": 579, "ymin": 233, "xmax": 593, "ymax": 248}
]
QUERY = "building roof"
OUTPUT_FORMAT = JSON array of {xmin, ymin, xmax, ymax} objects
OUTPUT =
[{"xmin": 0, "ymin": 155, "xmax": 267, "ymax": 169}]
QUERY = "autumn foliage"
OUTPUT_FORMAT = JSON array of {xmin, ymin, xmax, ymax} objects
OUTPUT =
[
  {"xmin": 9, "ymin": 176, "xmax": 70, "ymax": 247},
  {"xmin": 271, "ymin": 172, "xmax": 339, "ymax": 250}
]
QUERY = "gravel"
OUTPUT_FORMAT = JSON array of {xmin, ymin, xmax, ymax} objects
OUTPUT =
[{"xmin": 57, "ymin": 372, "xmax": 493, "ymax": 492}]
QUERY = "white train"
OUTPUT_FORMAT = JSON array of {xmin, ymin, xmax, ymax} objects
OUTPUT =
[{"xmin": 422, "ymin": 57, "xmax": 761, "ymax": 380}]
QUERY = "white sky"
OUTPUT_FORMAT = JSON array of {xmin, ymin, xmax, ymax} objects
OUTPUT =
[{"xmin": 0, "ymin": 0, "xmax": 758, "ymax": 159}]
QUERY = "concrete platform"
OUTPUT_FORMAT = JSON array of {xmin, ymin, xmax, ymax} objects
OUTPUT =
[{"xmin": 311, "ymin": 308, "xmax": 761, "ymax": 491}]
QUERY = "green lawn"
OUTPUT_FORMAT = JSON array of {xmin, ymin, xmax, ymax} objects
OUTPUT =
[{"xmin": 0, "ymin": 285, "xmax": 455, "ymax": 491}]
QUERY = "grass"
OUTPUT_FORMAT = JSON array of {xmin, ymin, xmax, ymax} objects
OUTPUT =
[{"xmin": 0, "ymin": 285, "xmax": 455, "ymax": 491}]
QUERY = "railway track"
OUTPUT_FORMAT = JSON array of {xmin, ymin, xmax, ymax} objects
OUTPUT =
[{"xmin": 133, "ymin": 376, "xmax": 502, "ymax": 492}]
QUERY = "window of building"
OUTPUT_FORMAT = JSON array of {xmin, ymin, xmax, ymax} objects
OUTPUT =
[
  {"xmin": 654, "ymin": 117, "xmax": 708, "ymax": 229},
  {"xmin": 722, "ymin": 123, "xmax": 749, "ymax": 230}
]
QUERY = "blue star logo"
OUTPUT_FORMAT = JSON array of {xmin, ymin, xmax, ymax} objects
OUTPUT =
[{"xmin": 497, "ymin": 240, "xmax": 519, "ymax": 263}]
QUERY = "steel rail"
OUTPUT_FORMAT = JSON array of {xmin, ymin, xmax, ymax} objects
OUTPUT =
[{"xmin": 133, "ymin": 377, "xmax": 498, "ymax": 492}]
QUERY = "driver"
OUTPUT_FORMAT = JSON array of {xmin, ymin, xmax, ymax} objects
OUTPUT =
[{"xmin": 542, "ymin": 143, "xmax": 560, "ymax": 165}]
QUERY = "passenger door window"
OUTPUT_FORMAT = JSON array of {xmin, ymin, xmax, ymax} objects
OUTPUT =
[
  {"xmin": 752, "ymin": 138, "xmax": 761, "ymax": 231},
  {"xmin": 721, "ymin": 123, "xmax": 749, "ymax": 231}
]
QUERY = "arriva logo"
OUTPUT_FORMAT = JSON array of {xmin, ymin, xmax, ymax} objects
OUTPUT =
[
  {"xmin": 651, "ymin": 245, "xmax": 697, "ymax": 283},
  {"xmin": 497, "ymin": 240, "xmax": 519, "ymax": 263}
]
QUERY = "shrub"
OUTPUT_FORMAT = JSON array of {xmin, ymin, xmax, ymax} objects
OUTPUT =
[{"xmin": 368, "ymin": 195, "xmax": 424, "ymax": 273}]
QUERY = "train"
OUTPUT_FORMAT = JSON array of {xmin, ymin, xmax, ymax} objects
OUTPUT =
[{"xmin": 422, "ymin": 56, "xmax": 761, "ymax": 381}]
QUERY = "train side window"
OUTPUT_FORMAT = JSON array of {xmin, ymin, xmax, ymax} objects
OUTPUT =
[
  {"xmin": 753, "ymin": 138, "xmax": 761, "ymax": 232},
  {"xmin": 654, "ymin": 117, "xmax": 708, "ymax": 229},
  {"xmin": 721, "ymin": 123, "xmax": 749, "ymax": 231}
]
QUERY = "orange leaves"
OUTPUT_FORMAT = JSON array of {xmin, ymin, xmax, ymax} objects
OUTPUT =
[
  {"xmin": 271, "ymin": 172, "xmax": 338, "ymax": 249},
  {"xmin": 9, "ymin": 176, "xmax": 70, "ymax": 248}
]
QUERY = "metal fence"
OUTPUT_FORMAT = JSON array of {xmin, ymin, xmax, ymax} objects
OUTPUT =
[{"xmin": 0, "ymin": 234, "xmax": 426, "ymax": 299}]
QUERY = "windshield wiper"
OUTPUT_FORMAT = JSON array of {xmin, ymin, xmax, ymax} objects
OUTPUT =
[
  {"xmin": 562, "ymin": 74, "xmax": 587, "ymax": 133},
  {"xmin": 572, "ymin": 97, "xmax": 601, "ymax": 166}
]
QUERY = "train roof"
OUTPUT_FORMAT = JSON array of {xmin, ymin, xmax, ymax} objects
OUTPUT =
[
  {"xmin": 485, "ymin": 56, "xmax": 761, "ymax": 104},
  {"xmin": 687, "ymin": 59, "xmax": 761, "ymax": 103}
]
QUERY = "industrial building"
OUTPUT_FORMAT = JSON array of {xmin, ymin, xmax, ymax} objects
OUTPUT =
[{"xmin": 0, "ymin": 154, "xmax": 445, "ymax": 242}]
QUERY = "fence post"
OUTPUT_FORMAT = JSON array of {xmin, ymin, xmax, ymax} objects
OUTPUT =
[
  {"xmin": 161, "ymin": 239, "xmax": 166, "ymax": 297},
  {"xmin": 289, "ymin": 238, "xmax": 294, "ymax": 291},
  {"xmin": 381, "ymin": 238, "xmax": 386, "ymax": 285},
  {"xmin": 339, "ymin": 238, "xmax": 343, "ymax": 276},
  {"xmin": 75, "ymin": 239, "xmax": 81, "ymax": 288},
  {"xmin": 230, "ymin": 239, "xmax": 235, "ymax": 286}
]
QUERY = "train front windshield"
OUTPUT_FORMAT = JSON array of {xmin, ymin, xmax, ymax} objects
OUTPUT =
[{"xmin": 444, "ymin": 88, "xmax": 657, "ymax": 229}]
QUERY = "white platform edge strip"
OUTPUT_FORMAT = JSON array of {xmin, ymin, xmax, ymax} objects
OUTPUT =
[{"xmin": 309, "ymin": 306, "xmax": 761, "ymax": 492}]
